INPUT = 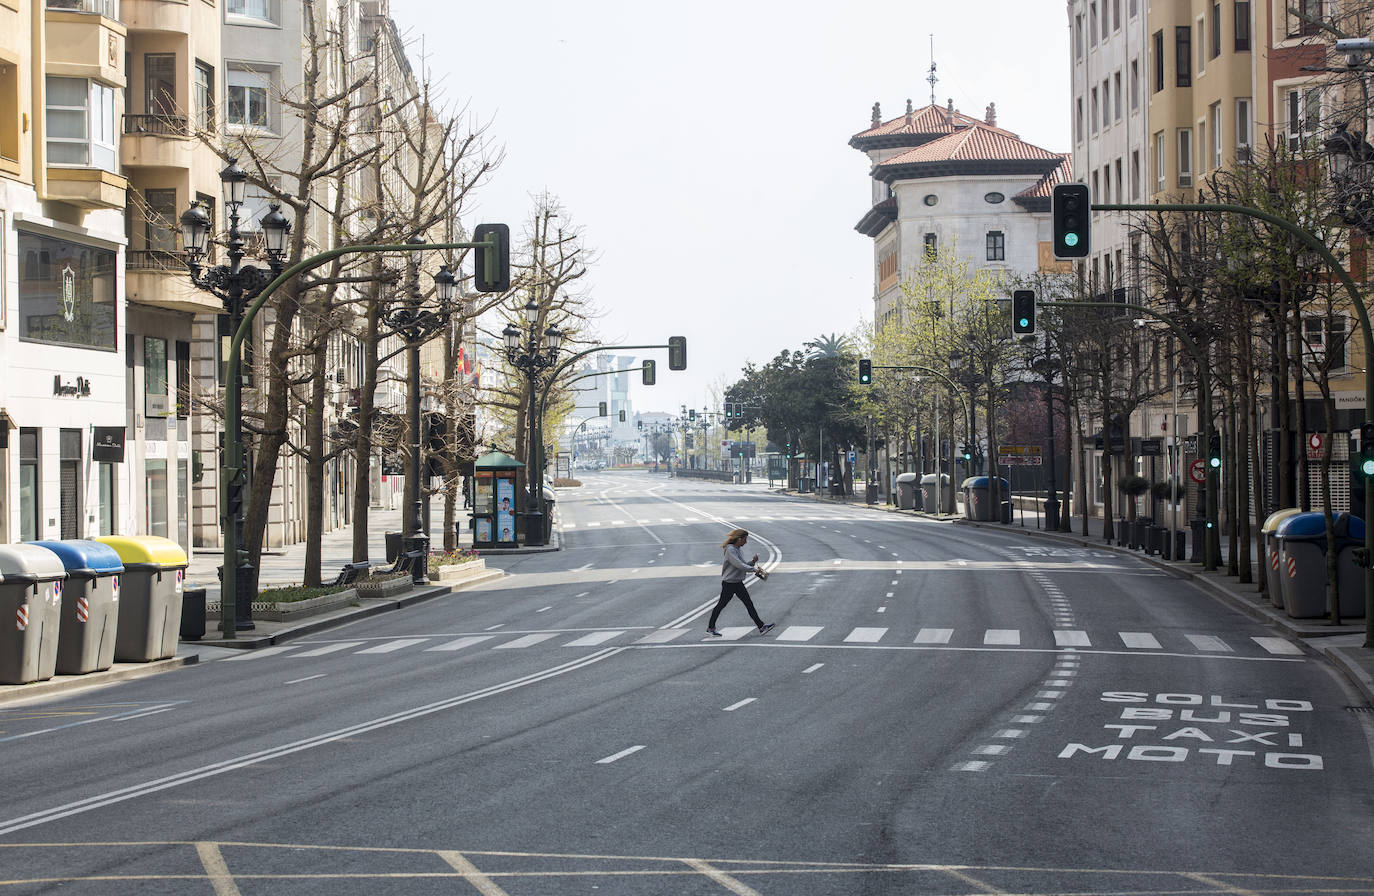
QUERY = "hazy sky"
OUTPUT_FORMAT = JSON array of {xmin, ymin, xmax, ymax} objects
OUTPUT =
[{"xmin": 392, "ymin": 0, "xmax": 1071, "ymax": 415}]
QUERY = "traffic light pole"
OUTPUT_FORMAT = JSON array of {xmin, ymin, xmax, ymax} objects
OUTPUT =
[{"xmin": 1091, "ymin": 201, "xmax": 1373, "ymax": 646}]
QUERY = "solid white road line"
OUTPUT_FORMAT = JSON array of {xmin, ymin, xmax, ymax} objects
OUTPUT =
[
  {"xmin": 722, "ymin": 698, "xmax": 757, "ymax": 712},
  {"xmin": 596, "ymin": 745, "xmax": 646, "ymax": 764}
]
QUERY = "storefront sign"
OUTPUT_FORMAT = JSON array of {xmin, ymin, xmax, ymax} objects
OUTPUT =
[
  {"xmin": 53, "ymin": 375, "xmax": 92, "ymax": 397},
  {"xmin": 92, "ymin": 426, "xmax": 125, "ymax": 462}
]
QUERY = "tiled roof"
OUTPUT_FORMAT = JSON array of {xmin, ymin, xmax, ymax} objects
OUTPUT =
[
  {"xmin": 878, "ymin": 125, "xmax": 1061, "ymax": 167},
  {"xmin": 849, "ymin": 103, "xmax": 1017, "ymax": 150},
  {"xmin": 1015, "ymin": 158, "xmax": 1075, "ymax": 199}
]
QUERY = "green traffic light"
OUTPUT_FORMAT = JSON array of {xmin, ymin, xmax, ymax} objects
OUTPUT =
[
  {"xmin": 1363, "ymin": 457, "xmax": 1374, "ymax": 476},
  {"xmin": 1064, "ymin": 233, "xmax": 1079, "ymax": 247},
  {"xmin": 1018, "ymin": 317, "xmax": 1029, "ymax": 328},
  {"xmin": 1209, "ymin": 457, "xmax": 1221, "ymax": 468}
]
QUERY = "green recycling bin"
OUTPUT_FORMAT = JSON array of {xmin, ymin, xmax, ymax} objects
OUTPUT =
[
  {"xmin": 0, "ymin": 544, "xmax": 68, "ymax": 684},
  {"xmin": 33, "ymin": 540, "xmax": 124, "ymax": 674},
  {"xmin": 1262, "ymin": 509, "xmax": 1302, "ymax": 609},
  {"xmin": 95, "ymin": 535, "xmax": 188, "ymax": 662}
]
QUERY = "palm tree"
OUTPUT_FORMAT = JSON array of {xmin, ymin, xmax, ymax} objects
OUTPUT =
[{"xmin": 804, "ymin": 333, "xmax": 853, "ymax": 360}]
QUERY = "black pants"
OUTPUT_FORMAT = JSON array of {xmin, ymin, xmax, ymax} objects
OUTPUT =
[{"xmin": 709, "ymin": 581, "xmax": 763, "ymax": 629}]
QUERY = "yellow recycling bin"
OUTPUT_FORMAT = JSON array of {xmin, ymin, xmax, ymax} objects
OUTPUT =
[{"xmin": 95, "ymin": 535, "xmax": 188, "ymax": 662}]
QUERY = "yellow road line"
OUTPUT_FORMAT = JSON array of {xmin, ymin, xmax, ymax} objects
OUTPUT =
[
  {"xmin": 681, "ymin": 858, "xmax": 765, "ymax": 896},
  {"xmin": 195, "ymin": 842, "xmax": 243, "ymax": 896},
  {"xmin": 435, "ymin": 850, "xmax": 511, "ymax": 896}
]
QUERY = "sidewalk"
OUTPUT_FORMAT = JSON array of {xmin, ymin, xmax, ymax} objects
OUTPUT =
[{"xmin": 789, "ymin": 486, "xmax": 1374, "ymax": 709}]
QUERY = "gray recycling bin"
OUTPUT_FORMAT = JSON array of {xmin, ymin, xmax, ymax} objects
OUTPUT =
[
  {"xmin": 1262, "ymin": 508, "xmax": 1302, "ymax": 609},
  {"xmin": 1333, "ymin": 513, "xmax": 1367, "ymax": 619},
  {"xmin": 95, "ymin": 535, "xmax": 189, "ymax": 662},
  {"xmin": 33, "ymin": 540, "xmax": 123, "ymax": 674},
  {"xmin": 896, "ymin": 473, "xmax": 919, "ymax": 510},
  {"xmin": 1276, "ymin": 513, "xmax": 1332, "ymax": 619},
  {"xmin": 964, "ymin": 476, "xmax": 1011, "ymax": 522},
  {"xmin": 920, "ymin": 473, "xmax": 955, "ymax": 514},
  {"xmin": 0, "ymin": 544, "xmax": 68, "ymax": 684}
]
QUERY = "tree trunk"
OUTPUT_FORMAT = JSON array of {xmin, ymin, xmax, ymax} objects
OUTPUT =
[
  {"xmin": 352, "ymin": 297, "xmax": 383, "ymax": 562},
  {"xmin": 302, "ymin": 324, "xmax": 328, "ymax": 587}
]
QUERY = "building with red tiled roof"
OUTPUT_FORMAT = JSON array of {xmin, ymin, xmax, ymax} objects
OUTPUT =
[{"xmin": 852, "ymin": 99, "xmax": 1071, "ymax": 323}]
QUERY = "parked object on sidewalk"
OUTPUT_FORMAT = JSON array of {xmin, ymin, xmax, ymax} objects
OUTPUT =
[
  {"xmin": 1274, "ymin": 513, "xmax": 1365, "ymax": 620},
  {"xmin": 385, "ymin": 531, "xmax": 403, "ymax": 564},
  {"xmin": 1262, "ymin": 509, "xmax": 1303, "ymax": 609},
  {"xmin": 95, "ymin": 535, "xmax": 188, "ymax": 662},
  {"xmin": 32, "ymin": 539, "xmax": 123, "ymax": 674},
  {"xmin": 180, "ymin": 586, "xmax": 206, "ymax": 641},
  {"xmin": 963, "ymin": 477, "xmax": 1011, "ymax": 522},
  {"xmin": 1333, "ymin": 513, "xmax": 1368, "ymax": 619},
  {"xmin": 0, "ymin": 544, "xmax": 68, "ymax": 685},
  {"xmin": 920, "ymin": 474, "xmax": 954, "ymax": 514},
  {"xmin": 896, "ymin": 473, "xmax": 919, "ymax": 510},
  {"xmin": 328, "ymin": 561, "xmax": 373, "ymax": 588}
]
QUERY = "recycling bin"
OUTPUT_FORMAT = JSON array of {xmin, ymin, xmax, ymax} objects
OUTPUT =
[
  {"xmin": 960, "ymin": 477, "xmax": 978, "ymax": 520},
  {"xmin": 896, "ymin": 473, "xmax": 919, "ymax": 510},
  {"xmin": 964, "ymin": 476, "xmax": 1011, "ymax": 522},
  {"xmin": 95, "ymin": 535, "xmax": 189, "ymax": 662},
  {"xmin": 181, "ymin": 586, "xmax": 207, "ymax": 641},
  {"xmin": 32, "ymin": 540, "xmax": 123, "ymax": 675},
  {"xmin": 920, "ymin": 474, "xmax": 955, "ymax": 514},
  {"xmin": 1262, "ymin": 508, "xmax": 1302, "ymax": 609},
  {"xmin": 1275, "ymin": 513, "xmax": 1332, "ymax": 619},
  {"xmin": 385, "ymin": 531, "xmax": 403, "ymax": 564},
  {"xmin": 0, "ymin": 544, "xmax": 68, "ymax": 684},
  {"xmin": 1333, "ymin": 513, "xmax": 1367, "ymax": 619}
]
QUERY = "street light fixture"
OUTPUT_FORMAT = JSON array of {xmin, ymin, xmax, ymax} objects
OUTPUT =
[
  {"xmin": 1324, "ymin": 122, "xmax": 1374, "ymax": 239},
  {"xmin": 179, "ymin": 158, "xmax": 292, "ymax": 631},
  {"xmin": 503, "ymin": 308, "xmax": 563, "ymax": 546}
]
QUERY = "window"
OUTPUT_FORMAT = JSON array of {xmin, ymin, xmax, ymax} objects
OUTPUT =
[
  {"xmin": 145, "ymin": 53, "xmax": 176, "ymax": 117},
  {"xmin": 60, "ymin": 429, "xmax": 81, "ymax": 540},
  {"xmin": 1091, "ymin": 87, "xmax": 1099, "ymax": 133},
  {"xmin": 227, "ymin": 65, "xmax": 272, "ymax": 129},
  {"xmin": 145, "ymin": 188, "xmax": 178, "ymax": 254},
  {"xmin": 1076, "ymin": 98, "xmax": 1084, "ymax": 144},
  {"xmin": 45, "ymin": 77, "xmax": 116, "ymax": 169},
  {"xmin": 145, "ymin": 460, "xmax": 168, "ymax": 538},
  {"xmin": 227, "ymin": 0, "xmax": 271, "ymax": 19},
  {"xmin": 1234, "ymin": 1, "xmax": 1250, "ymax": 50},
  {"xmin": 20, "ymin": 428, "xmax": 38, "ymax": 542},
  {"xmin": 1114, "ymin": 71, "xmax": 1122, "ymax": 121},
  {"xmin": 1286, "ymin": 87, "xmax": 1321, "ymax": 151},
  {"xmin": 986, "ymin": 231, "xmax": 1005, "ymax": 261},
  {"xmin": 1303, "ymin": 315, "xmax": 1347, "ymax": 369},
  {"xmin": 1153, "ymin": 30, "xmax": 1165, "ymax": 92},
  {"xmin": 1075, "ymin": 14, "xmax": 1084, "ymax": 59},
  {"xmin": 1102, "ymin": 164, "xmax": 1111, "ymax": 203},
  {"xmin": 1196, "ymin": 17, "xmax": 1206, "ymax": 74},
  {"xmin": 1112, "ymin": 0, "xmax": 1121, "ymax": 31},
  {"xmin": 922, "ymin": 232, "xmax": 937, "ymax": 260},
  {"xmin": 1236, "ymin": 97, "xmax": 1252, "ymax": 158},
  {"xmin": 1176, "ymin": 26, "xmax": 1192, "ymax": 87},
  {"xmin": 1211, "ymin": 2, "xmax": 1221, "ymax": 58},
  {"xmin": 1102, "ymin": 79, "xmax": 1110, "ymax": 127},
  {"xmin": 1196, "ymin": 121, "xmax": 1206, "ymax": 172},
  {"xmin": 98, "ymin": 461, "xmax": 116, "ymax": 537},
  {"xmin": 1178, "ymin": 128, "xmax": 1193, "ymax": 187},
  {"xmin": 194, "ymin": 61, "xmax": 214, "ymax": 132},
  {"xmin": 1210, "ymin": 102, "xmax": 1223, "ymax": 169},
  {"xmin": 1130, "ymin": 59, "xmax": 1139, "ymax": 110},
  {"xmin": 1130, "ymin": 0, "xmax": 1137, "ymax": 16},
  {"xmin": 1287, "ymin": 0, "xmax": 1321, "ymax": 38},
  {"xmin": 1090, "ymin": 2, "xmax": 1098, "ymax": 43},
  {"xmin": 1131, "ymin": 149, "xmax": 1141, "ymax": 200},
  {"xmin": 0, "ymin": 57, "xmax": 20, "ymax": 164},
  {"xmin": 1114, "ymin": 158, "xmax": 1123, "ymax": 204},
  {"xmin": 176, "ymin": 340, "xmax": 190, "ymax": 420},
  {"xmin": 145, "ymin": 336, "xmax": 168, "ymax": 417},
  {"xmin": 1154, "ymin": 132, "xmax": 1166, "ymax": 190},
  {"xmin": 18, "ymin": 231, "xmax": 117, "ymax": 350}
]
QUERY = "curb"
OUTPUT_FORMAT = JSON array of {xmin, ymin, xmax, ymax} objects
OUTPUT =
[{"xmin": 0, "ymin": 655, "xmax": 198, "ymax": 705}]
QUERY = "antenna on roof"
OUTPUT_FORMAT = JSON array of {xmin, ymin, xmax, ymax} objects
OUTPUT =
[{"xmin": 927, "ymin": 35, "xmax": 938, "ymax": 106}]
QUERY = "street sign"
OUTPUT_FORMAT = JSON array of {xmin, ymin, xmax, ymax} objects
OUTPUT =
[
  {"xmin": 1189, "ymin": 458, "xmax": 1207, "ymax": 483},
  {"xmin": 1140, "ymin": 438, "xmax": 1164, "ymax": 457},
  {"xmin": 1306, "ymin": 432, "xmax": 1324, "ymax": 460},
  {"xmin": 998, "ymin": 445, "xmax": 1042, "ymax": 456},
  {"xmin": 998, "ymin": 445, "xmax": 1042, "ymax": 466}
]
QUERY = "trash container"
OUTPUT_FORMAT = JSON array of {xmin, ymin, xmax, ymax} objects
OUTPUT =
[
  {"xmin": 920, "ymin": 474, "xmax": 955, "ymax": 514},
  {"xmin": 1275, "ymin": 512, "xmax": 1332, "ymax": 619},
  {"xmin": 32, "ymin": 540, "xmax": 123, "ymax": 675},
  {"xmin": 1333, "ymin": 513, "xmax": 1367, "ymax": 619},
  {"xmin": 385, "ymin": 530, "xmax": 403, "ymax": 564},
  {"xmin": 1262, "ymin": 508, "xmax": 1303, "ymax": 609},
  {"xmin": 95, "ymin": 535, "xmax": 189, "ymax": 662},
  {"xmin": 964, "ymin": 476, "xmax": 1011, "ymax": 522},
  {"xmin": 543, "ymin": 487, "xmax": 557, "ymax": 541},
  {"xmin": 181, "ymin": 586, "xmax": 207, "ymax": 641},
  {"xmin": 896, "ymin": 473, "xmax": 919, "ymax": 510},
  {"xmin": 0, "ymin": 544, "xmax": 67, "ymax": 684},
  {"xmin": 1148, "ymin": 525, "xmax": 1166, "ymax": 556},
  {"xmin": 960, "ymin": 477, "xmax": 978, "ymax": 520}
]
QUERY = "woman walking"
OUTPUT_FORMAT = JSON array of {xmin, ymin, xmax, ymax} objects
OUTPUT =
[{"xmin": 707, "ymin": 528, "xmax": 774, "ymax": 637}]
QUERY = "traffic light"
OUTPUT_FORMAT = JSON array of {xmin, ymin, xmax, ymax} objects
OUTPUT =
[
  {"xmin": 1012, "ymin": 289, "xmax": 1036, "ymax": 335},
  {"xmin": 1208, "ymin": 432, "xmax": 1222, "ymax": 469},
  {"xmin": 1052, "ymin": 183, "xmax": 1090, "ymax": 259},
  {"xmin": 668, "ymin": 336, "xmax": 687, "ymax": 370},
  {"xmin": 598, "ymin": 401, "xmax": 607, "ymax": 417},
  {"xmin": 471, "ymin": 223, "xmax": 510, "ymax": 292},
  {"xmin": 785, "ymin": 440, "xmax": 791, "ymax": 458},
  {"xmin": 619, "ymin": 410, "xmax": 626, "ymax": 422},
  {"xmin": 960, "ymin": 444, "xmax": 972, "ymax": 462},
  {"xmin": 642, "ymin": 359, "xmax": 656, "ymax": 386},
  {"xmin": 689, "ymin": 409, "xmax": 696, "ymax": 421},
  {"xmin": 1361, "ymin": 422, "xmax": 1374, "ymax": 476},
  {"xmin": 637, "ymin": 419, "xmax": 643, "ymax": 431},
  {"xmin": 858, "ymin": 358, "xmax": 872, "ymax": 384}
]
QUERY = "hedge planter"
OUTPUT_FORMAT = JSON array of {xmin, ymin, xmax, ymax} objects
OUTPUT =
[
  {"xmin": 206, "ymin": 587, "xmax": 359, "ymax": 624},
  {"xmin": 432, "ymin": 559, "xmax": 487, "ymax": 585},
  {"xmin": 354, "ymin": 576, "xmax": 414, "ymax": 600}
]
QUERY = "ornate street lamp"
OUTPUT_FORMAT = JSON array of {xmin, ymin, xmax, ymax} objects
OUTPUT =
[
  {"xmin": 503, "ymin": 307, "xmax": 563, "ymax": 546},
  {"xmin": 382, "ymin": 239, "xmax": 456, "ymax": 583},
  {"xmin": 1324, "ymin": 122, "xmax": 1374, "ymax": 238},
  {"xmin": 180, "ymin": 159, "xmax": 291, "ymax": 632}
]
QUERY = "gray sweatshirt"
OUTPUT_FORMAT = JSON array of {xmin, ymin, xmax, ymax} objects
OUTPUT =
[{"xmin": 720, "ymin": 544, "xmax": 757, "ymax": 583}]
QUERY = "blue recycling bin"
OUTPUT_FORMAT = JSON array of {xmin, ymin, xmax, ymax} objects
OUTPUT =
[
  {"xmin": 1276, "ymin": 513, "xmax": 1333, "ymax": 618},
  {"xmin": 965, "ymin": 476, "xmax": 1011, "ymax": 522},
  {"xmin": 0, "ymin": 544, "xmax": 68, "ymax": 684},
  {"xmin": 33, "ymin": 540, "xmax": 124, "ymax": 674}
]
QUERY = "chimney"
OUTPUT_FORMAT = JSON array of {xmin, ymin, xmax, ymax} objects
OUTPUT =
[
  {"xmin": 871, "ymin": 102, "xmax": 881, "ymax": 128},
  {"xmin": 904, "ymin": 98, "xmax": 913, "ymax": 126},
  {"xmin": 985, "ymin": 102, "xmax": 997, "ymax": 127},
  {"xmin": 947, "ymin": 97, "xmax": 954, "ymax": 113}
]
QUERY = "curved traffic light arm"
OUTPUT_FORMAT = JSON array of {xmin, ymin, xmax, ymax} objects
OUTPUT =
[{"xmin": 870, "ymin": 363, "xmax": 974, "ymax": 451}]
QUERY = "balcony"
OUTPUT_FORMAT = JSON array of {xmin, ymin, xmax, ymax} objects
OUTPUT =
[
  {"xmin": 121, "ymin": 113, "xmax": 196, "ymax": 170},
  {"xmin": 126, "ymin": 249, "xmax": 224, "ymax": 314},
  {"xmin": 44, "ymin": 166, "xmax": 127, "ymax": 208},
  {"xmin": 119, "ymin": 0, "xmax": 192, "ymax": 35},
  {"xmin": 45, "ymin": 7, "xmax": 126, "ymax": 86}
]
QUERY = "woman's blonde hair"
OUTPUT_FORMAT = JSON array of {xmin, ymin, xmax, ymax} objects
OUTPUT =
[{"xmin": 721, "ymin": 528, "xmax": 749, "ymax": 548}]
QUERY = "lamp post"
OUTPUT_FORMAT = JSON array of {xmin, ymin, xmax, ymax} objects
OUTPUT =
[
  {"xmin": 179, "ymin": 158, "xmax": 291, "ymax": 632},
  {"xmin": 382, "ymin": 238, "xmax": 456, "ymax": 583},
  {"xmin": 503, "ymin": 301, "xmax": 563, "ymax": 546}
]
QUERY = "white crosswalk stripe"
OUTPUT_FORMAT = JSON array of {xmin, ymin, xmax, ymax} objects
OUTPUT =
[
  {"xmin": 1185, "ymin": 634, "xmax": 1232, "ymax": 652},
  {"xmin": 637, "ymin": 629, "xmax": 689, "ymax": 644},
  {"xmin": 844, "ymin": 627, "xmax": 887, "ymax": 643},
  {"xmin": 777, "ymin": 625, "xmax": 823, "ymax": 642},
  {"xmin": 1053, "ymin": 630, "xmax": 1092, "ymax": 647},
  {"xmin": 425, "ymin": 636, "xmax": 494, "ymax": 652},
  {"xmin": 357, "ymin": 638, "xmax": 428, "ymax": 654},
  {"xmin": 716, "ymin": 627, "xmax": 755, "ymax": 641},
  {"xmin": 984, "ymin": 629, "xmax": 1020, "ymax": 645},
  {"xmin": 1120, "ymin": 632, "xmax": 1163, "ymax": 649},
  {"xmin": 1253, "ymin": 636, "xmax": 1303, "ymax": 655},
  {"xmin": 563, "ymin": 631, "xmax": 626, "ymax": 647},
  {"xmin": 915, "ymin": 628, "xmax": 954, "ymax": 644},
  {"xmin": 294, "ymin": 642, "xmax": 365, "ymax": 657},
  {"xmin": 494, "ymin": 633, "xmax": 560, "ymax": 649}
]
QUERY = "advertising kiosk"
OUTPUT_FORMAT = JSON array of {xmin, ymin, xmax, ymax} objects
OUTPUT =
[{"xmin": 471, "ymin": 450, "xmax": 523, "ymax": 548}]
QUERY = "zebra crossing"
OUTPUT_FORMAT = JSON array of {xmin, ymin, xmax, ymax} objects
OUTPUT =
[
  {"xmin": 562, "ymin": 514, "xmax": 883, "ymax": 529},
  {"xmin": 217, "ymin": 625, "xmax": 1307, "ymax": 662}
]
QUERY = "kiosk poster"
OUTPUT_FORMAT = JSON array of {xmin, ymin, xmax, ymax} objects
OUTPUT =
[
  {"xmin": 475, "ymin": 517, "xmax": 492, "ymax": 543},
  {"xmin": 475, "ymin": 472, "xmax": 494, "ymax": 510},
  {"xmin": 496, "ymin": 477, "xmax": 516, "ymax": 542}
]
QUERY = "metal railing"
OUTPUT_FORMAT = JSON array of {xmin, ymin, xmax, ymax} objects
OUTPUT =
[{"xmin": 123, "ymin": 114, "xmax": 190, "ymax": 137}]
